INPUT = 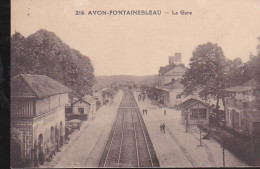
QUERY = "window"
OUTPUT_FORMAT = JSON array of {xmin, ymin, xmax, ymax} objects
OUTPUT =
[
  {"xmin": 243, "ymin": 102, "xmax": 249, "ymax": 109},
  {"xmin": 176, "ymin": 94, "xmax": 181, "ymax": 99},
  {"xmin": 199, "ymin": 109, "xmax": 207, "ymax": 119},
  {"xmin": 191, "ymin": 109, "xmax": 206, "ymax": 119},
  {"xmin": 190, "ymin": 109, "xmax": 198, "ymax": 119},
  {"xmin": 78, "ymin": 108, "xmax": 84, "ymax": 114}
]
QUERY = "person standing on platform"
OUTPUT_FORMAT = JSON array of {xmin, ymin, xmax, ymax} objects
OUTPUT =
[
  {"xmin": 164, "ymin": 109, "xmax": 166, "ymax": 116},
  {"xmin": 162, "ymin": 123, "xmax": 166, "ymax": 133}
]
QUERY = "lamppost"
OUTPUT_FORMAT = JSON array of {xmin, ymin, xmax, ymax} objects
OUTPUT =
[
  {"xmin": 251, "ymin": 130, "xmax": 256, "ymax": 166},
  {"xmin": 221, "ymin": 140, "xmax": 225, "ymax": 167},
  {"xmin": 197, "ymin": 101, "xmax": 202, "ymax": 146},
  {"xmin": 185, "ymin": 111, "xmax": 189, "ymax": 133}
]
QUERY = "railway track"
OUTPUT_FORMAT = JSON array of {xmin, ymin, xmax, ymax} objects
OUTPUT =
[{"xmin": 99, "ymin": 90, "xmax": 159, "ymax": 167}]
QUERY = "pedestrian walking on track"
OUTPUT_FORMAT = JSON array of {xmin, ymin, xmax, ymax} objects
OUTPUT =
[{"xmin": 162, "ymin": 123, "xmax": 166, "ymax": 133}]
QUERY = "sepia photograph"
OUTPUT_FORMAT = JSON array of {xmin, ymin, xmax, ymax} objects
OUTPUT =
[{"xmin": 10, "ymin": 0, "xmax": 260, "ymax": 168}]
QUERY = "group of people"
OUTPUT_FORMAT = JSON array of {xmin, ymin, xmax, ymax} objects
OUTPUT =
[
  {"xmin": 138, "ymin": 93, "xmax": 146, "ymax": 101},
  {"xmin": 160, "ymin": 123, "xmax": 166, "ymax": 133},
  {"xmin": 142, "ymin": 109, "xmax": 148, "ymax": 115}
]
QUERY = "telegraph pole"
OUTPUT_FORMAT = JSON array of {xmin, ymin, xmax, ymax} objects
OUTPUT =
[
  {"xmin": 199, "ymin": 126, "xmax": 202, "ymax": 146},
  {"xmin": 185, "ymin": 112, "xmax": 189, "ymax": 133},
  {"xmin": 221, "ymin": 140, "xmax": 225, "ymax": 167},
  {"xmin": 197, "ymin": 101, "xmax": 202, "ymax": 146},
  {"xmin": 222, "ymin": 145, "xmax": 225, "ymax": 167}
]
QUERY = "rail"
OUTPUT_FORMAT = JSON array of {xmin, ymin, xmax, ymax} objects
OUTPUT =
[
  {"xmin": 131, "ymin": 108, "xmax": 140, "ymax": 167},
  {"xmin": 100, "ymin": 89, "xmax": 158, "ymax": 167},
  {"xmin": 132, "ymin": 92, "xmax": 154, "ymax": 167},
  {"xmin": 103, "ymin": 110, "xmax": 120, "ymax": 167},
  {"xmin": 117, "ymin": 112, "xmax": 125, "ymax": 167}
]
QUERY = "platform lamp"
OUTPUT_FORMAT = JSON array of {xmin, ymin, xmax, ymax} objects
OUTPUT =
[
  {"xmin": 197, "ymin": 100, "xmax": 202, "ymax": 146},
  {"xmin": 220, "ymin": 138, "xmax": 226, "ymax": 167}
]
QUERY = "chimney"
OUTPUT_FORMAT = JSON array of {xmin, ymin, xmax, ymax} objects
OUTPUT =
[{"xmin": 169, "ymin": 53, "xmax": 182, "ymax": 65}]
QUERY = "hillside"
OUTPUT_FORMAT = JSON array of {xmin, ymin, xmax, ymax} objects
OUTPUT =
[{"xmin": 94, "ymin": 75, "xmax": 158, "ymax": 88}]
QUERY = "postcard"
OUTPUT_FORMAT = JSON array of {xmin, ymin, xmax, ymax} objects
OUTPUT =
[{"xmin": 10, "ymin": 0, "xmax": 260, "ymax": 168}]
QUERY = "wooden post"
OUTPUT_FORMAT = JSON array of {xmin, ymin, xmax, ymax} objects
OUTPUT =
[
  {"xmin": 220, "ymin": 140, "xmax": 225, "ymax": 167},
  {"xmin": 251, "ymin": 131, "xmax": 255, "ymax": 166},
  {"xmin": 185, "ymin": 111, "xmax": 189, "ymax": 133},
  {"xmin": 223, "ymin": 145, "xmax": 225, "ymax": 167},
  {"xmin": 200, "ymin": 127, "xmax": 202, "ymax": 146},
  {"xmin": 198, "ymin": 101, "xmax": 202, "ymax": 146}
]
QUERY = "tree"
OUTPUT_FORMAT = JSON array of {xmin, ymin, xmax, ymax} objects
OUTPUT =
[
  {"xmin": 226, "ymin": 58, "xmax": 249, "ymax": 86},
  {"xmin": 11, "ymin": 30, "xmax": 95, "ymax": 97},
  {"xmin": 181, "ymin": 42, "xmax": 227, "ymax": 110},
  {"xmin": 248, "ymin": 37, "xmax": 260, "ymax": 103}
]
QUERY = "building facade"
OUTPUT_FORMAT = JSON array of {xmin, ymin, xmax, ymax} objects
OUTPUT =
[
  {"xmin": 11, "ymin": 74, "xmax": 71, "ymax": 164},
  {"xmin": 71, "ymin": 95, "xmax": 97, "ymax": 120},
  {"xmin": 223, "ymin": 80, "xmax": 260, "ymax": 136},
  {"xmin": 179, "ymin": 98, "xmax": 211, "ymax": 125},
  {"xmin": 158, "ymin": 53, "xmax": 186, "ymax": 86}
]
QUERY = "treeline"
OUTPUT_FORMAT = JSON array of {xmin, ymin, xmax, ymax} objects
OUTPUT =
[
  {"xmin": 11, "ymin": 29, "xmax": 95, "ymax": 97},
  {"xmin": 181, "ymin": 39, "xmax": 260, "ymax": 109}
]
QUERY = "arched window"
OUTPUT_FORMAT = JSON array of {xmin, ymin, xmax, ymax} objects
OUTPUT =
[
  {"xmin": 176, "ymin": 94, "xmax": 181, "ymax": 99},
  {"xmin": 50, "ymin": 127, "xmax": 54, "ymax": 144}
]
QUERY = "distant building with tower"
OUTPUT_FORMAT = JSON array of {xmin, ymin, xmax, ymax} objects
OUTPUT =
[
  {"xmin": 168, "ymin": 52, "xmax": 182, "ymax": 65},
  {"xmin": 147, "ymin": 53, "xmax": 186, "ymax": 108},
  {"xmin": 158, "ymin": 53, "xmax": 185, "ymax": 86}
]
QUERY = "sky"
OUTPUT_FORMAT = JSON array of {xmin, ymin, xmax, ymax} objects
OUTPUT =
[{"xmin": 11, "ymin": 0, "xmax": 260, "ymax": 76}]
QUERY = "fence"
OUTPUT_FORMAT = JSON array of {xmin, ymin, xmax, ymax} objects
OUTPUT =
[
  {"xmin": 65, "ymin": 114, "xmax": 88, "ymax": 121},
  {"xmin": 198, "ymin": 123, "xmax": 260, "ymax": 166}
]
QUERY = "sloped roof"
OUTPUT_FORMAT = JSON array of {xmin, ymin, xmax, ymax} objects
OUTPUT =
[
  {"xmin": 178, "ymin": 98, "xmax": 210, "ymax": 109},
  {"xmin": 159, "ymin": 63, "xmax": 185, "ymax": 75},
  {"xmin": 11, "ymin": 74, "xmax": 72, "ymax": 98},
  {"xmin": 92, "ymin": 84, "xmax": 105, "ymax": 92},
  {"xmin": 223, "ymin": 79, "xmax": 257, "ymax": 92},
  {"xmin": 72, "ymin": 95, "xmax": 96, "ymax": 105},
  {"xmin": 164, "ymin": 80, "xmax": 184, "ymax": 89},
  {"xmin": 83, "ymin": 95, "xmax": 97, "ymax": 104},
  {"xmin": 241, "ymin": 79, "xmax": 257, "ymax": 87},
  {"xmin": 223, "ymin": 86, "xmax": 254, "ymax": 92},
  {"xmin": 149, "ymin": 87, "xmax": 170, "ymax": 94}
]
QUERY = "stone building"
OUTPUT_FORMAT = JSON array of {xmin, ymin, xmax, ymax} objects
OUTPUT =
[
  {"xmin": 158, "ymin": 53, "xmax": 186, "ymax": 86},
  {"xmin": 148, "ymin": 80, "xmax": 184, "ymax": 108},
  {"xmin": 11, "ymin": 74, "xmax": 71, "ymax": 164},
  {"xmin": 223, "ymin": 79, "xmax": 260, "ymax": 136},
  {"xmin": 149, "ymin": 53, "xmax": 186, "ymax": 108}
]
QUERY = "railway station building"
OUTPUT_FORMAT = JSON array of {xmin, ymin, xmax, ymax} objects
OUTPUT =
[
  {"xmin": 148, "ymin": 53, "xmax": 186, "ymax": 108},
  {"xmin": 11, "ymin": 74, "xmax": 72, "ymax": 165},
  {"xmin": 157, "ymin": 53, "xmax": 186, "ymax": 86},
  {"xmin": 147, "ymin": 80, "xmax": 185, "ymax": 108}
]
